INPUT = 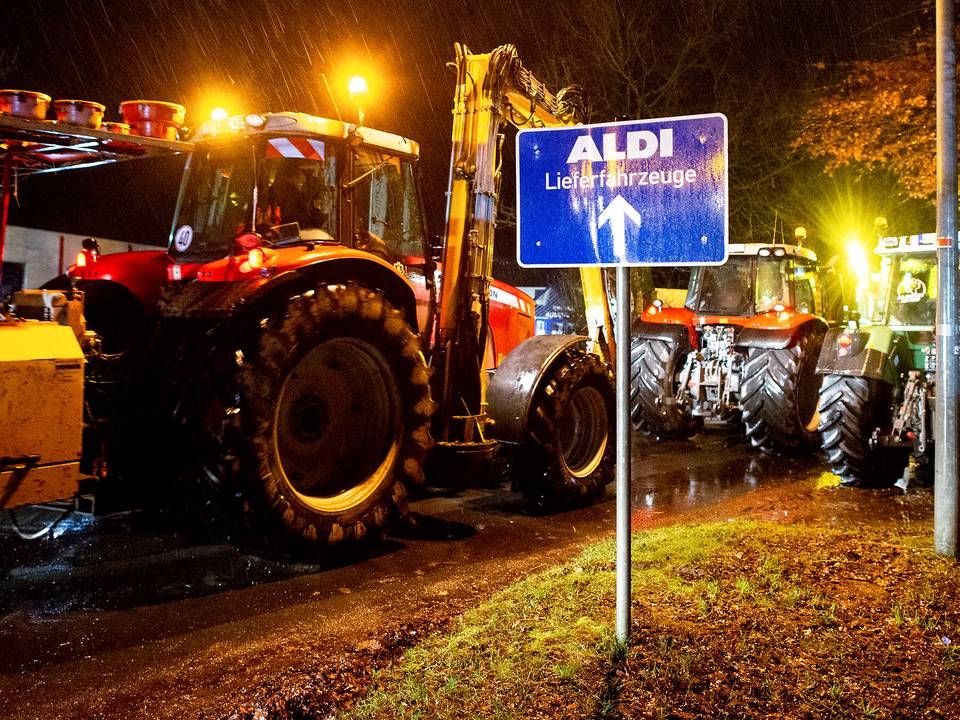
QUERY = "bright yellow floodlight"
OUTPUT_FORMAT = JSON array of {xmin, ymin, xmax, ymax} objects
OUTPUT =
[{"xmin": 210, "ymin": 107, "xmax": 229, "ymax": 122}]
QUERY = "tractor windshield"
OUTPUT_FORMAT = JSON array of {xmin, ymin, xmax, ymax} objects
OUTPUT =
[
  {"xmin": 879, "ymin": 254, "xmax": 937, "ymax": 326},
  {"xmin": 256, "ymin": 137, "xmax": 338, "ymax": 241},
  {"xmin": 170, "ymin": 136, "xmax": 340, "ymax": 260},
  {"xmin": 686, "ymin": 256, "xmax": 753, "ymax": 315},
  {"xmin": 686, "ymin": 255, "xmax": 817, "ymax": 316},
  {"xmin": 170, "ymin": 139, "xmax": 257, "ymax": 259}
]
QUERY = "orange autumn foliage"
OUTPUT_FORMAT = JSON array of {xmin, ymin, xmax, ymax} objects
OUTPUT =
[{"xmin": 793, "ymin": 43, "xmax": 937, "ymax": 199}]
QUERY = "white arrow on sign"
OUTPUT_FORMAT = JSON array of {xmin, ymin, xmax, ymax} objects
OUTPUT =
[{"xmin": 597, "ymin": 194, "xmax": 642, "ymax": 263}]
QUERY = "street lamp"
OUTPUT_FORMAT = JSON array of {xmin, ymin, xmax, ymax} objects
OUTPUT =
[{"xmin": 348, "ymin": 75, "xmax": 368, "ymax": 125}]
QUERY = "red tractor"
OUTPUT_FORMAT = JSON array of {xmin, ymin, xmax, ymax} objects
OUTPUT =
[
  {"xmin": 0, "ymin": 45, "xmax": 615, "ymax": 551},
  {"xmin": 629, "ymin": 242, "xmax": 840, "ymax": 453}
]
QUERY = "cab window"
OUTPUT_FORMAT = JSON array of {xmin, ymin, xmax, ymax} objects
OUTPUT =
[
  {"xmin": 890, "ymin": 255, "xmax": 937, "ymax": 325},
  {"xmin": 755, "ymin": 260, "xmax": 789, "ymax": 312},
  {"xmin": 686, "ymin": 256, "xmax": 754, "ymax": 315},
  {"xmin": 789, "ymin": 260, "xmax": 818, "ymax": 314},
  {"xmin": 351, "ymin": 148, "xmax": 426, "ymax": 261},
  {"xmin": 172, "ymin": 142, "xmax": 256, "ymax": 258}
]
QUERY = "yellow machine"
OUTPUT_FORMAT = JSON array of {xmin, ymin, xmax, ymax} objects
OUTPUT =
[
  {"xmin": 0, "ymin": 292, "xmax": 85, "ymax": 508},
  {"xmin": 433, "ymin": 43, "xmax": 615, "ymax": 450}
]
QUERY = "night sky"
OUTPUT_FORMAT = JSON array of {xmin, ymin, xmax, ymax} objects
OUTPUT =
[{"xmin": 1, "ymin": 0, "xmax": 932, "ymax": 267}]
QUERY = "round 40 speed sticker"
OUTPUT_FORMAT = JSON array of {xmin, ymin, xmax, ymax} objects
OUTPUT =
[{"xmin": 173, "ymin": 224, "xmax": 194, "ymax": 253}]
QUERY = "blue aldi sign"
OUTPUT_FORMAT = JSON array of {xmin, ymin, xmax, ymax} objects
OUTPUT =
[{"xmin": 516, "ymin": 114, "xmax": 728, "ymax": 267}]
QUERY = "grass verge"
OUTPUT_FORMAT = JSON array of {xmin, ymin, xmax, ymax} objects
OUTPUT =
[{"xmin": 342, "ymin": 518, "xmax": 960, "ymax": 719}]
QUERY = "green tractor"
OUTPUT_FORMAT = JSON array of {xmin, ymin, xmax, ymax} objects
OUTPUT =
[{"xmin": 816, "ymin": 233, "xmax": 938, "ymax": 486}]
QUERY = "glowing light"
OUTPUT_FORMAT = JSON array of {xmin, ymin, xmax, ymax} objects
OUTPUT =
[
  {"xmin": 838, "ymin": 332, "xmax": 854, "ymax": 357},
  {"xmin": 845, "ymin": 235, "xmax": 870, "ymax": 288},
  {"xmin": 190, "ymin": 86, "xmax": 245, "ymax": 129},
  {"xmin": 247, "ymin": 248, "xmax": 265, "ymax": 270},
  {"xmin": 245, "ymin": 113, "xmax": 266, "ymax": 128},
  {"xmin": 75, "ymin": 251, "xmax": 87, "ymax": 268},
  {"xmin": 347, "ymin": 75, "xmax": 370, "ymax": 125},
  {"xmin": 348, "ymin": 75, "xmax": 369, "ymax": 98}
]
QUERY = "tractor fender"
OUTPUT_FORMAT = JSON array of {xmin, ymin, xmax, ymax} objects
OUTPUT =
[
  {"xmin": 815, "ymin": 325, "xmax": 898, "ymax": 385},
  {"xmin": 735, "ymin": 318, "xmax": 828, "ymax": 350},
  {"xmin": 160, "ymin": 256, "xmax": 419, "ymax": 330},
  {"xmin": 630, "ymin": 320, "xmax": 693, "ymax": 351},
  {"xmin": 486, "ymin": 334, "xmax": 590, "ymax": 445}
]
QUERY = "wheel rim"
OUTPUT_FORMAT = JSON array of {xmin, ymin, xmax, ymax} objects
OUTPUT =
[
  {"xmin": 273, "ymin": 337, "xmax": 401, "ymax": 514},
  {"xmin": 558, "ymin": 385, "xmax": 609, "ymax": 478}
]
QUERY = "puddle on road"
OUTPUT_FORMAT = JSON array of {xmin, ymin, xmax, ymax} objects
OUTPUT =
[
  {"xmin": 629, "ymin": 434, "xmax": 932, "ymax": 528},
  {"xmin": 0, "ymin": 510, "xmax": 341, "ymax": 618},
  {"xmin": 629, "ymin": 433, "xmax": 819, "ymax": 516}
]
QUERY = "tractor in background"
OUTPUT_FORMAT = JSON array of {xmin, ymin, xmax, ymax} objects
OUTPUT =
[
  {"xmin": 817, "ymin": 233, "xmax": 938, "ymax": 486},
  {"xmin": 630, "ymin": 240, "xmax": 842, "ymax": 453}
]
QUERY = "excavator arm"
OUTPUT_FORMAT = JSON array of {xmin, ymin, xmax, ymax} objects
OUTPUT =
[{"xmin": 432, "ymin": 43, "xmax": 613, "ymax": 443}]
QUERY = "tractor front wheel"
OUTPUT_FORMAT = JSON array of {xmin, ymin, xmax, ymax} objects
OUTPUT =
[{"xmin": 228, "ymin": 285, "xmax": 434, "ymax": 549}]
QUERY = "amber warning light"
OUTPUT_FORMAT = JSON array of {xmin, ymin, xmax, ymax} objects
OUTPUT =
[{"xmin": 75, "ymin": 237, "xmax": 100, "ymax": 269}]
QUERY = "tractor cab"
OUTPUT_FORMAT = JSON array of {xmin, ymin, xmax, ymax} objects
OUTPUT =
[
  {"xmin": 169, "ymin": 113, "xmax": 428, "ymax": 270},
  {"xmin": 871, "ymin": 235, "xmax": 938, "ymax": 328},
  {"xmin": 685, "ymin": 243, "xmax": 822, "ymax": 320}
]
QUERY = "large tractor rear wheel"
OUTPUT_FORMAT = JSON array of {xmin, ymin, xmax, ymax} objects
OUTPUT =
[
  {"xmin": 204, "ymin": 284, "xmax": 434, "ymax": 550},
  {"xmin": 740, "ymin": 327, "xmax": 824, "ymax": 453},
  {"xmin": 818, "ymin": 374, "xmax": 899, "ymax": 485},
  {"xmin": 629, "ymin": 335, "xmax": 700, "ymax": 440},
  {"xmin": 512, "ymin": 349, "xmax": 615, "ymax": 511}
]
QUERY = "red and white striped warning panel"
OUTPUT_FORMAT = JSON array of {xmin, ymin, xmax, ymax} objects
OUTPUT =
[{"xmin": 265, "ymin": 137, "xmax": 326, "ymax": 160}]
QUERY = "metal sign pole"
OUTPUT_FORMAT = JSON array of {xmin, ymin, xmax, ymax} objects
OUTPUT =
[
  {"xmin": 935, "ymin": 0, "xmax": 958, "ymax": 558},
  {"xmin": 615, "ymin": 264, "xmax": 632, "ymax": 642}
]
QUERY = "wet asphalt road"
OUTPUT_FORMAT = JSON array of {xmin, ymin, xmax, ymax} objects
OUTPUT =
[{"xmin": 0, "ymin": 429, "xmax": 844, "ymax": 719}]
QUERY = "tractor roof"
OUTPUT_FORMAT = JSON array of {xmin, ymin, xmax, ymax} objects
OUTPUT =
[
  {"xmin": 191, "ymin": 112, "xmax": 420, "ymax": 158},
  {"xmin": 875, "ymin": 233, "xmax": 940, "ymax": 255},
  {"xmin": 727, "ymin": 242, "xmax": 817, "ymax": 262}
]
